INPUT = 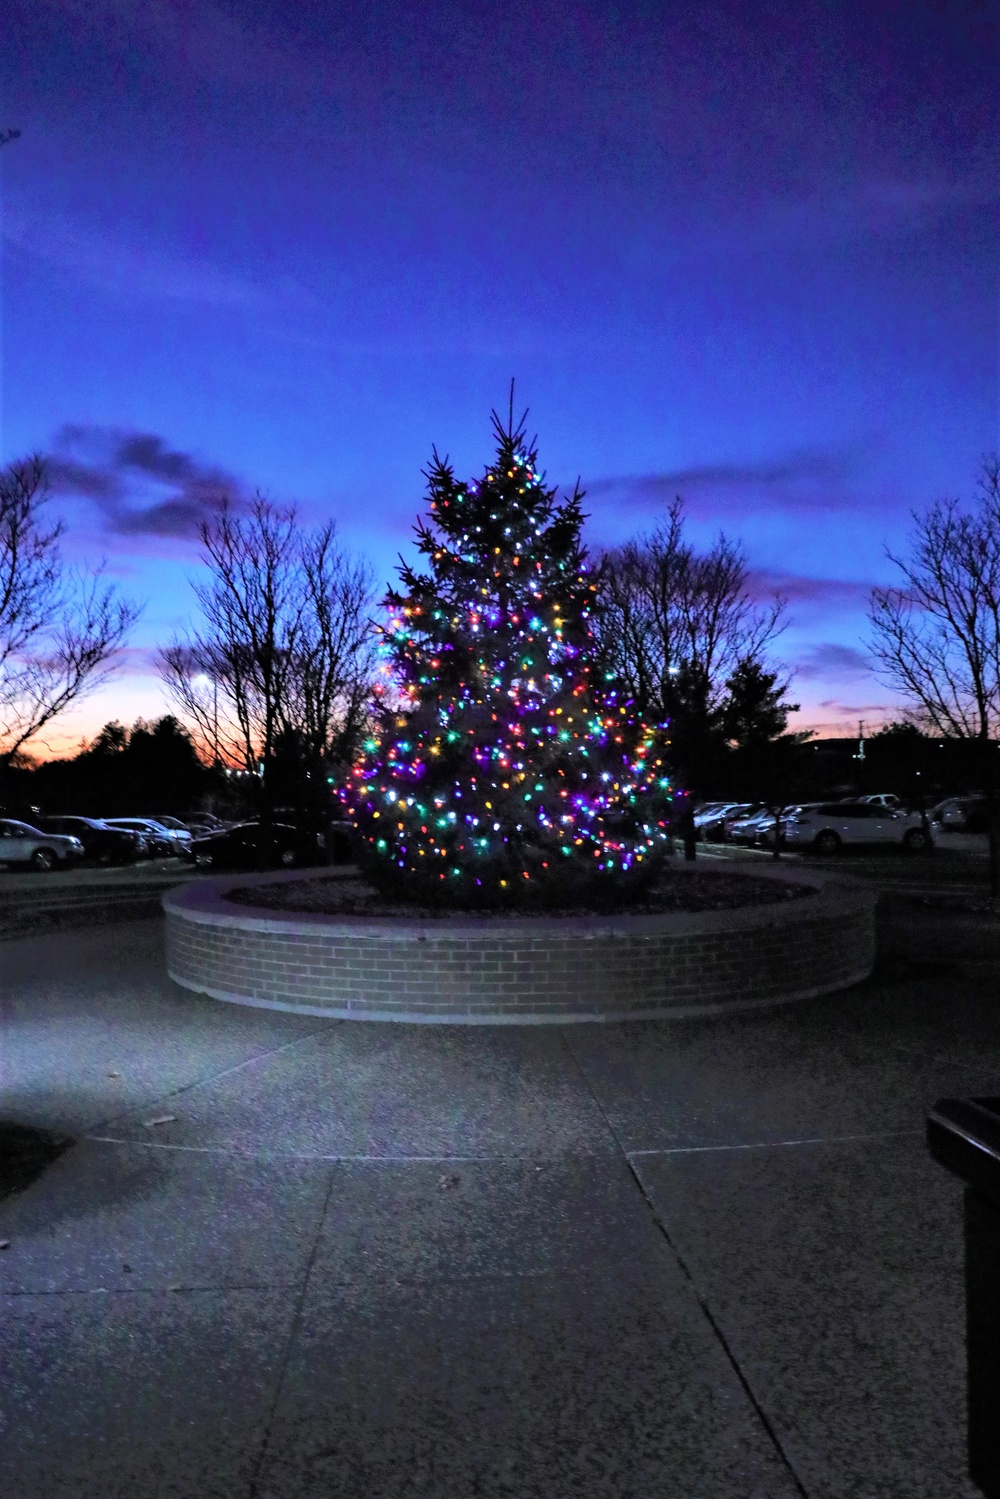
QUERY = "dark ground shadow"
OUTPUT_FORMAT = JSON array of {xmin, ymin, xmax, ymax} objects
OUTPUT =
[{"xmin": 0, "ymin": 1122, "xmax": 76, "ymax": 1204}]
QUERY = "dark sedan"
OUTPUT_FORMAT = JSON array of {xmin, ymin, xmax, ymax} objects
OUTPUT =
[
  {"xmin": 35, "ymin": 816, "xmax": 148, "ymax": 865},
  {"xmin": 185, "ymin": 821, "xmax": 327, "ymax": 871}
]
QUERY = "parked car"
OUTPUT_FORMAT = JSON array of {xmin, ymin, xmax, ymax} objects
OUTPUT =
[
  {"xmin": 693, "ymin": 802, "xmax": 748, "ymax": 840},
  {"xmin": 720, "ymin": 803, "xmax": 768, "ymax": 839},
  {"xmin": 727, "ymin": 812, "xmax": 761, "ymax": 844},
  {"xmin": 780, "ymin": 801, "xmax": 940, "ymax": 854},
  {"xmin": 184, "ymin": 821, "xmax": 326, "ymax": 871},
  {"xmin": 728, "ymin": 806, "xmax": 793, "ymax": 845},
  {"xmin": 929, "ymin": 795, "xmax": 990, "ymax": 832},
  {"xmin": 0, "ymin": 818, "xmax": 85, "ymax": 871},
  {"xmin": 929, "ymin": 796, "xmax": 973, "ymax": 828},
  {"xmin": 325, "ymin": 819, "xmax": 355, "ymax": 864},
  {"xmin": 183, "ymin": 813, "xmax": 225, "ymax": 834},
  {"xmin": 756, "ymin": 804, "xmax": 824, "ymax": 849},
  {"xmin": 154, "ymin": 815, "xmax": 195, "ymax": 838},
  {"xmin": 34, "ymin": 815, "xmax": 148, "ymax": 864},
  {"xmin": 690, "ymin": 801, "xmax": 730, "ymax": 827},
  {"xmin": 103, "ymin": 818, "xmax": 188, "ymax": 856},
  {"xmin": 960, "ymin": 797, "xmax": 991, "ymax": 833}
]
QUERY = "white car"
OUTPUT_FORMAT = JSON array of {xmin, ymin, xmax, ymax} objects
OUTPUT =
[
  {"xmin": 0, "ymin": 817, "xmax": 84, "ymax": 871},
  {"xmin": 780, "ymin": 801, "xmax": 939, "ymax": 854}
]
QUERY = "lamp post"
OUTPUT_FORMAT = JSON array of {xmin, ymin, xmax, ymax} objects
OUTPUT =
[{"xmin": 853, "ymin": 719, "xmax": 865, "ymax": 763}]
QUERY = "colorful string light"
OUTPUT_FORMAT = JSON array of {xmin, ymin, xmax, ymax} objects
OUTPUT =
[{"xmin": 341, "ymin": 413, "xmax": 677, "ymax": 907}]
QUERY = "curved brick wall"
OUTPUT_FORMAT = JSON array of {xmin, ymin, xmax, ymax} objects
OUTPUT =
[{"xmin": 163, "ymin": 863, "xmax": 877, "ymax": 1024}]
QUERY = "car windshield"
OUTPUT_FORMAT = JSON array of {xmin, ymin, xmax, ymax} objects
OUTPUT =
[{"xmin": 2, "ymin": 820, "xmax": 42, "ymax": 835}]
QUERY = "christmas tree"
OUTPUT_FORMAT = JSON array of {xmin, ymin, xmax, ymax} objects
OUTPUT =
[{"xmin": 342, "ymin": 401, "xmax": 676, "ymax": 908}]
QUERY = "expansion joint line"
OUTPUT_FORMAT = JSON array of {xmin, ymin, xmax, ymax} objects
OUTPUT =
[
  {"xmin": 246, "ymin": 1161, "xmax": 340, "ymax": 1498},
  {"xmin": 557, "ymin": 1032, "xmax": 813, "ymax": 1499}
]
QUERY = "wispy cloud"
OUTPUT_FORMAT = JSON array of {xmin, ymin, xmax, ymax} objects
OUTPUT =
[
  {"xmin": 794, "ymin": 643, "xmax": 874, "ymax": 681},
  {"xmin": 818, "ymin": 699, "xmax": 895, "ymax": 716},
  {"xmin": 745, "ymin": 569, "xmax": 874, "ymax": 608},
  {"xmin": 47, "ymin": 425, "xmax": 246, "ymax": 537},
  {"xmin": 746, "ymin": 174, "xmax": 1000, "ymax": 256},
  {"xmin": 3, "ymin": 202, "xmax": 314, "ymax": 312},
  {"xmin": 585, "ymin": 441, "xmax": 877, "ymax": 519}
]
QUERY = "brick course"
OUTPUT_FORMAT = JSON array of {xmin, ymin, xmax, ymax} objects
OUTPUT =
[{"xmin": 163, "ymin": 864, "xmax": 876, "ymax": 1024}]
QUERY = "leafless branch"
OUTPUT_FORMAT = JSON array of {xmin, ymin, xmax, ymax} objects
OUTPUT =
[
  {"xmin": 867, "ymin": 456, "xmax": 1000, "ymax": 743},
  {"xmin": 159, "ymin": 495, "xmax": 377, "ymax": 785},
  {"xmin": 597, "ymin": 497, "xmax": 787, "ymax": 719},
  {"xmin": 1, "ymin": 457, "xmax": 140, "ymax": 764}
]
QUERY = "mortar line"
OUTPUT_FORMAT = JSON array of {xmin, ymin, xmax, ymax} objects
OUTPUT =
[{"xmin": 558, "ymin": 1030, "xmax": 813, "ymax": 1499}]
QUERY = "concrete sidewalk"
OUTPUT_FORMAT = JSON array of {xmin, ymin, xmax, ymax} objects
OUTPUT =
[{"xmin": 0, "ymin": 918, "xmax": 993, "ymax": 1497}]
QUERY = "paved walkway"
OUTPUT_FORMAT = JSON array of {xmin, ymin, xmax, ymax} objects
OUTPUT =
[{"xmin": 0, "ymin": 917, "xmax": 993, "ymax": 1497}]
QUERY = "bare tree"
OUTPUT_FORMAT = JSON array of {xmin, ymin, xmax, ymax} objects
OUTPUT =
[
  {"xmin": 598, "ymin": 497, "xmax": 788, "ymax": 802},
  {"xmin": 160, "ymin": 496, "xmax": 376, "ymax": 811},
  {"xmin": 0, "ymin": 457, "xmax": 140, "ymax": 769},
  {"xmin": 599, "ymin": 500, "xmax": 786, "ymax": 723},
  {"xmin": 868, "ymin": 453, "xmax": 1000, "ymax": 892}
]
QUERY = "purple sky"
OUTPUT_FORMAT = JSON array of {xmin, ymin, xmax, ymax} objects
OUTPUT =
[{"xmin": 2, "ymin": 0, "xmax": 997, "ymax": 755}]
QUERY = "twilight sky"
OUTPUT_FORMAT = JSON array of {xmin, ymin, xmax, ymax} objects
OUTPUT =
[{"xmin": 2, "ymin": 0, "xmax": 998, "ymax": 756}]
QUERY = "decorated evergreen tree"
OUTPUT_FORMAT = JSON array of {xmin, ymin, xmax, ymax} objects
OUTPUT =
[{"xmin": 342, "ymin": 402, "xmax": 676, "ymax": 908}]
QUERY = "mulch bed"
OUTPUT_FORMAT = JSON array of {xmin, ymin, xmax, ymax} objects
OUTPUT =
[{"xmin": 224, "ymin": 869, "xmax": 815, "ymax": 919}]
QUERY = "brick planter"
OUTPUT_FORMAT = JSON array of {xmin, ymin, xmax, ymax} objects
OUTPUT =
[{"xmin": 163, "ymin": 862, "xmax": 876, "ymax": 1024}]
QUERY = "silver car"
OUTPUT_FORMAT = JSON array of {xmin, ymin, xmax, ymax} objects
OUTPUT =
[
  {"xmin": 0, "ymin": 818, "xmax": 85, "ymax": 871},
  {"xmin": 730, "ymin": 806, "xmax": 798, "ymax": 845},
  {"xmin": 105, "ymin": 817, "xmax": 191, "ymax": 854},
  {"xmin": 757, "ymin": 804, "xmax": 824, "ymax": 849},
  {"xmin": 693, "ymin": 802, "xmax": 747, "ymax": 840}
]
